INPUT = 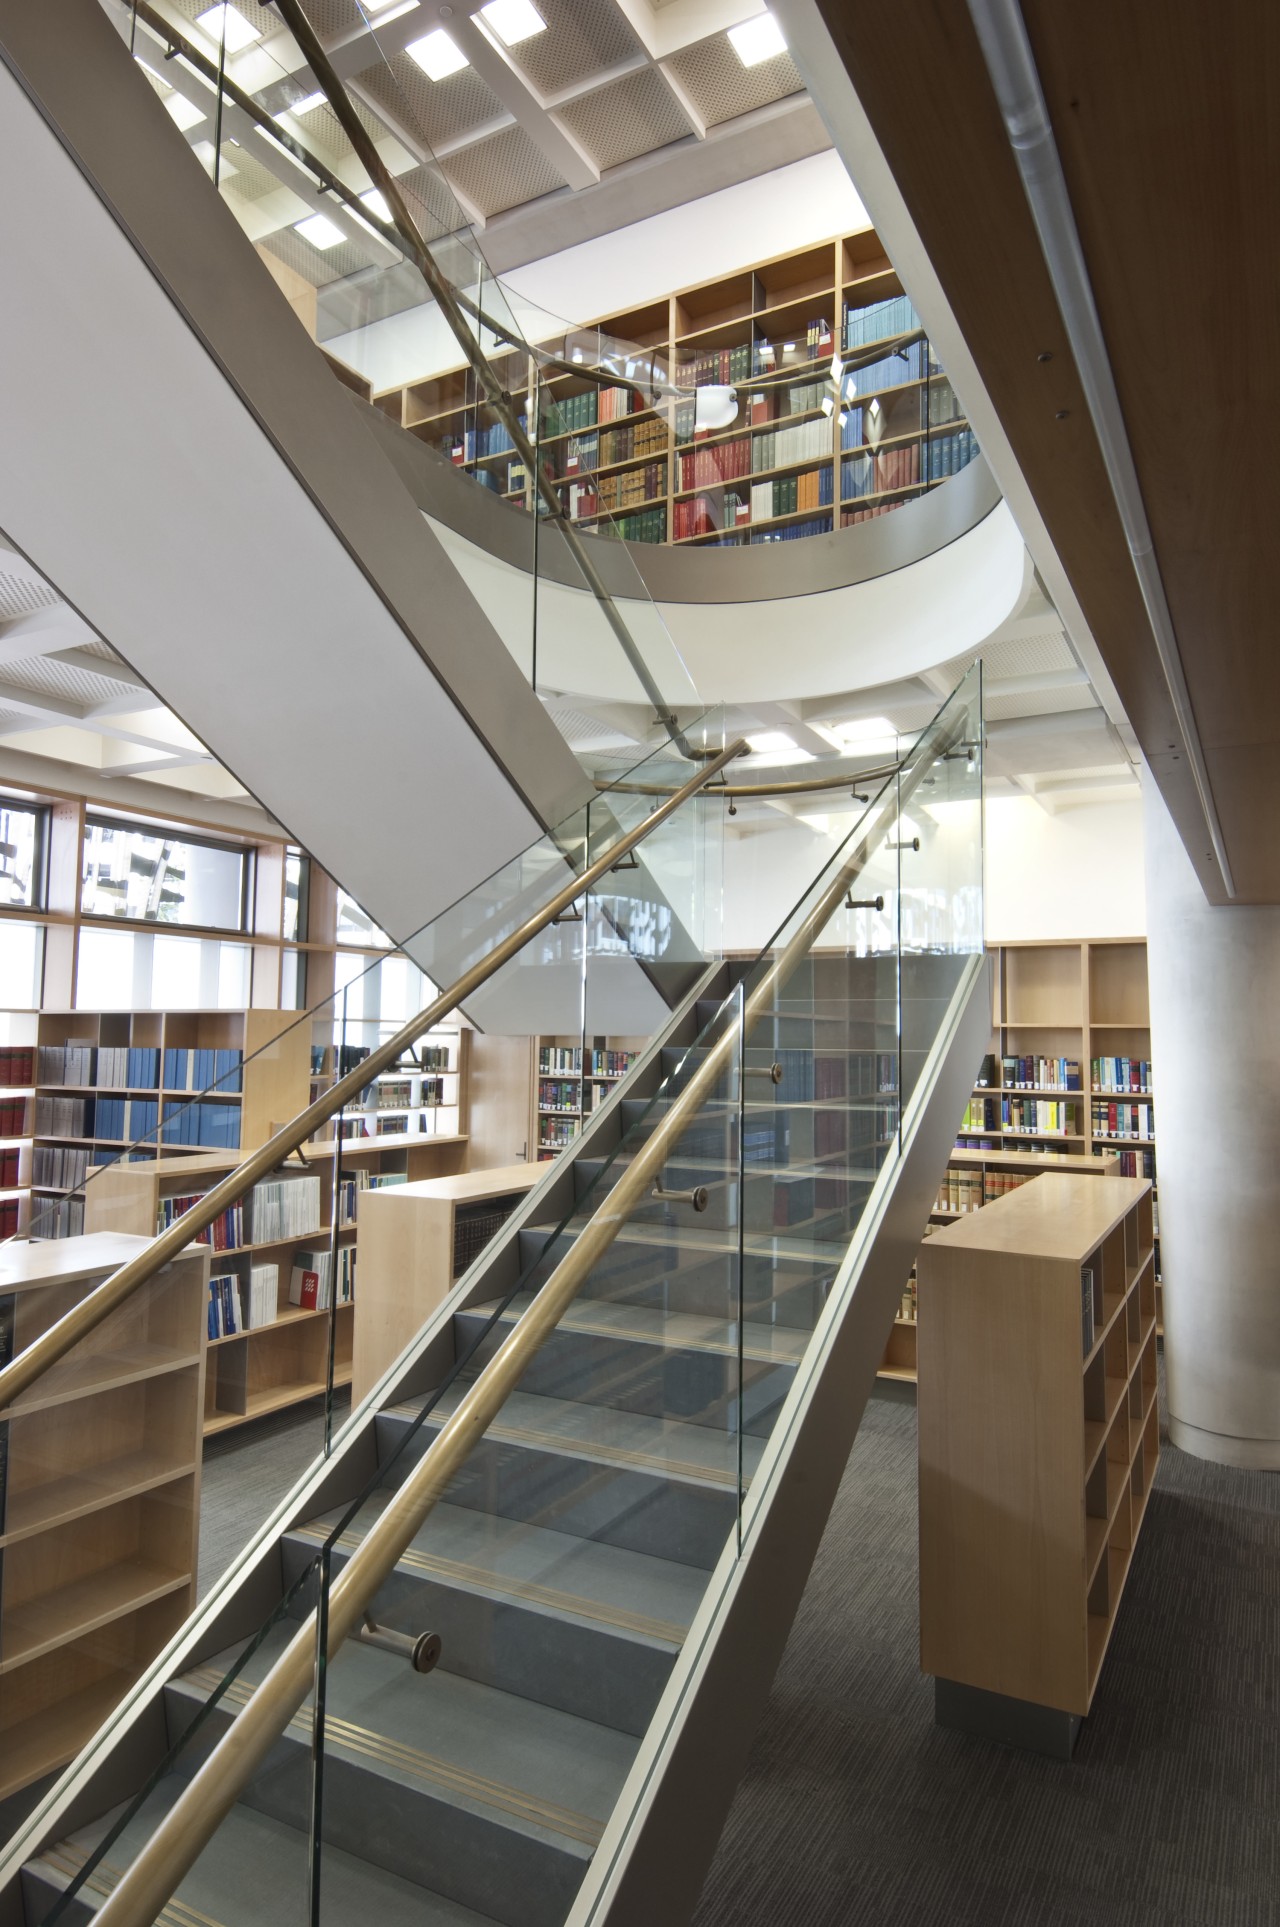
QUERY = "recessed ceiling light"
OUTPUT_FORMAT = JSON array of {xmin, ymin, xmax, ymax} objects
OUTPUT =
[
  {"xmin": 164, "ymin": 92, "xmax": 207, "ymax": 131},
  {"xmin": 405, "ymin": 27, "xmax": 469, "ymax": 80},
  {"xmin": 195, "ymin": 4, "xmax": 262, "ymax": 53},
  {"xmin": 295, "ymin": 212, "xmax": 345, "ymax": 249},
  {"xmin": 480, "ymin": 0, "xmax": 546, "ymax": 45},
  {"xmin": 367, "ymin": 0, "xmax": 417, "ymax": 11},
  {"xmin": 359, "ymin": 187, "xmax": 391, "ymax": 221},
  {"xmin": 278, "ymin": 90, "xmax": 326, "ymax": 118},
  {"xmin": 728, "ymin": 12, "xmax": 786, "ymax": 67},
  {"xmin": 747, "ymin": 731, "xmax": 795, "ymax": 754}
]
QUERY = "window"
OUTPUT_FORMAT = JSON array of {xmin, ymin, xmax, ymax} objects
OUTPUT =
[
  {"xmin": 0, "ymin": 919, "xmax": 45, "ymax": 1007},
  {"xmin": 335, "ymin": 885, "xmax": 391, "ymax": 948},
  {"xmin": 82, "ymin": 816, "xmax": 249, "ymax": 930},
  {"xmin": 0, "ymin": 797, "xmax": 48, "ymax": 910},
  {"xmin": 284, "ymin": 847, "xmax": 310, "ymax": 943},
  {"xmin": 75, "ymin": 927, "xmax": 251, "ymax": 1011}
]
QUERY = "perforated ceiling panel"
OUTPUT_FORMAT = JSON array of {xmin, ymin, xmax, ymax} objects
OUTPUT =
[
  {"xmin": 556, "ymin": 65, "xmax": 693, "ymax": 170},
  {"xmin": 664, "ymin": 36, "xmax": 804, "ymax": 128},
  {"xmin": 301, "ymin": 0, "xmax": 365, "ymax": 39},
  {"xmin": 168, "ymin": 0, "xmax": 281, "ymax": 43},
  {"xmin": 220, "ymin": 147, "xmax": 283, "ymax": 204},
  {"xmin": 983, "ymin": 685, "xmax": 1099, "ymax": 723},
  {"xmin": 443, "ymin": 125, "xmax": 567, "ymax": 219},
  {"xmin": 0, "ymin": 569, "xmax": 60, "ymax": 622},
  {"xmin": 939, "ymin": 630, "xmax": 1077, "ymax": 685},
  {"xmin": 507, "ymin": 0, "xmax": 643, "ymax": 97},
  {"xmin": 261, "ymin": 226, "xmax": 367, "ymax": 288},
  {"xmin": 0, "ymin": 655, "xmax": 142, "ymax": 710},
  {"xmin": 356, "ymin": 53, "xmax": 507, "ymax": 152}
]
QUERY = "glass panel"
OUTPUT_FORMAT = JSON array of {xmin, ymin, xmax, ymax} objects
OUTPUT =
[
  {"xmin": 81, "ymin": 817, "xmax": 248, "ymax": 930},
  {"xmin": 0, "ymin": 798, "xmax": 46, "ymax": 909}
]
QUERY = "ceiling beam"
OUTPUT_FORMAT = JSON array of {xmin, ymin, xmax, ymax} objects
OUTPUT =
[{"xmin": 450, "ymin": 10, "xmax": 599, "ymax": 191}]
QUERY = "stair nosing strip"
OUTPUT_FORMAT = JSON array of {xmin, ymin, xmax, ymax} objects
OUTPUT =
[
  {"xmin": 388, "ymin": 1401, "xmax": 741, "ymax": 1487},
  {"xmin": 39, "ymin": 1847, "xmax": 218, "ymax": 1927},
  {"xmin": 472, "ymin": 1300, "xmax": 807, "ymax": 1367},
  {"xmin": 184, "ymin": 1670, "xmax": 605, "ymax": 1847},
  {"xmin": 290, "ymin": 1524, "xmax": 689, "ymax": 1646}
]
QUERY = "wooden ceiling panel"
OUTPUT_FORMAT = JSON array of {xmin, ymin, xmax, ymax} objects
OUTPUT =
[{"xmin": 815, "ymin": 0, "xmax": 1277, "ymax": 900}]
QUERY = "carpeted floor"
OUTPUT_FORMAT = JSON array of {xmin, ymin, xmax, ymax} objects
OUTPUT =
[
  {"xmin": 197, "ymin": 1390, "xmax": 350, "ymax": 1600},
  {"xmin": 692, "ymin": 1381, "xmax": 1280, "ymax": 1927}
]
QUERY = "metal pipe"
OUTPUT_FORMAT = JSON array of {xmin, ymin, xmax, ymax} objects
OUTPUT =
[
  {"xmin": 84, "ymin": 706, "xmax": 965, "ymax": 1927},
  {"xmin": 965, "ymin": 0, "xmax": 1235, "ymax": 898},
  {"xmin": 0, "ymin": 738, "xmax": 747, "ymax": 1415}
]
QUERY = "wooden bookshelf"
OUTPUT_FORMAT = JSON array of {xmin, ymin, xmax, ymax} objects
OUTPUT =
[
  {"xmin": 881, "ymin": 1144, "xmax": 1121, "ymax": 1386},
  {"xmin": 0, "ymin": 1232, "xmax": 206, "ymax": 1798},
  {"xmin": 370, "ymin": 228, "xmax": 980, "ymax": 550},
  {"xmin": 81, "ymin": 1130, "xmax": 466, "ymax": 1437},
  {"xmin": 351, "ymin": 1162, "xmax": 542, "ymax": 1405},
  {"xmin": 917, "ymin": 1173, "xmax": 1158, "ymax": 1756},
  {"xmin": 534, "ymin": 1034, "xmax": 644, "ymax": 1161}
]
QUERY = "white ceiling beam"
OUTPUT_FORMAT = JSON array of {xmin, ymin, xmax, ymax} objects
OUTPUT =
[
  {"xmin": 613, "ymin": 0, "xmax": 766, "ymax": 61},
  {"xmin": 540, "ymin": 53, "xmax": 649, "ymax": 110},
  {"xmin": 654, "ymin": 60, "xmax": 707, "ymax": 142},
  {"xmin": 47, "ymin": 647, "xmax": 152, "ymax": 692},
  {"xmin": 449, "ymin": 12, "xmax": 599, "ymax": 190},
  {"xmin": 343, "ymin": 77, "xmax": 490, "ymax": 231},
  {"xmin": 0, "ymin": 684, "xmax": 208, "ymax": 759},
  {"xmin": 0, "ymin": 609, "xmax": 94, "ymax": 665},
  {"xmin": 97, "ymin": 750, "xmax": 217, "ymax": 778}
]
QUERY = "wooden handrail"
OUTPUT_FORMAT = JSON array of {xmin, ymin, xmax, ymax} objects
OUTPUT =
[{"xmin": 0, "ymin": 738, "xmax": 746, "ymax": 1416}]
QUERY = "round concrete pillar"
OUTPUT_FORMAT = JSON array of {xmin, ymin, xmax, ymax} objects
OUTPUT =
[{"xmin": 1145, "ymin": 784, "xmax": 1280, "ymax": 1466}]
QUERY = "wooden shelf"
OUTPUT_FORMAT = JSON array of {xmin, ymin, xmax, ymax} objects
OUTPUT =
[
  {"xmin": 0, "ymin": 1669, "xmax": 141, "ymax": 1804},
  {"xmin": 918, "ymin": 1174, "xmax": 1158, "ymax": 1725},
  {"xmin": 7, "ymin": 1341, "xmax": 203, "ymax": 1416},
  {"xmin": 0, "ymin": 1455, "xmax": 197, "ymax": 1547},
  {"xmin": 0, "ymin": 1559, "xmax": 191, "ymax": 1675}
]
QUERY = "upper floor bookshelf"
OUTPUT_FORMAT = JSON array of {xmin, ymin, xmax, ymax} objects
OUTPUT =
[{"xmin": 368, "ymin": 228, "xmax": 980, "ymax": 550}]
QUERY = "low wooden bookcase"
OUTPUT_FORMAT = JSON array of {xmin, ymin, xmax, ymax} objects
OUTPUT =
[
  {"xmin": 917, "ymin": 1172, "xmax": 1158, "ymax": 1756},
  {"xmin": 0, "ymin": 1232, "xmax": 206, "ymax": 1798}
]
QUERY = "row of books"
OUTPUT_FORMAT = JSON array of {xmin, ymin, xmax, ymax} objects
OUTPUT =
[
  {"xmin": 841, "ymin": 503, "xmax": 896, "ymax": 527},
  {"xmin": 35, "ymin": 1095, "xmax": 96, "ymax": 1138},
  {"xmin": 0, "ymin": 1098, "xmax": 28, "ymax": 1135},
  {"xmin": 0, "ymin": 1046, "xmax": 33, "ymax": 1086},
  {"xmin": 843, "ymin": 293, "xmax": 920, "ymax": 351},
  {"xmin": 590, "ymin": 1048, "xmax": 636, "ymax": 1077},
  {"xmin": 676, "ymin": 441, "xmax": 752, "ymax": 491},
  {"xmin": 556, "ymin": 417, "xmax": 669, "ymax": 469},
  {"xmin": 1002, "ymin": 1055, "xmax": 1083, "ymax": 1091},
  {"xmin": 34, "ymin": 1195, "xmax": 83, "ymax": 1238},
  {"xmin": 595, "ymin": 464, "xmax": 665, "ymax": 511},
  {"xmin": 756, "ymin": 414, "xmax": 833, "ymax": 473},
  {"xmin": 1004, "ymin": 1098, "xmax": 1079, "ymax": 1136},
  {"xmin": 37, "ymin": 1042, "xmax": 99, "ymax": 1086},
  {"xmin": 161, "ymin": 1100, "xmax": 240, "ymax": 1149},
  {"xmin": 159, "ymin": 1191, "xmax": 244, "ymax": 1251},
  {"xmin": 289, "ymin": 1244, "xmax": 355, "ymax": 1311},
  {"xmin": 597, "ymin": 507, "xmax": 666, "ymax": 543},
  {"xmin": 1091, "ymin": 1101, "xmax": 1153, "ymax": 1141},
  {"xmin": 955, "ymin": 1135, "xmax": 1071, "ymax": 1157},
  {"xmin": 843, "ymin": 444, "xmax": 921, "ymax": 500},
  {"xmin": 444, "ymin": 413, "xmax": 528, "ymax": 464},
  {"xmin": 924, "ymin": 429, "xmax": 978, "ymax": 480},
  {"xmin": 247, "ymin": 1172, "xmax": 322, "ymax": 1244},
  {"xmin": 936, "ymin": 1166, "xmax": 1036, "ymax": 1213},
  {"xmin": 899, "ymin": 1276, "xmax": 917, "ymax": 1323},
  {"xmin": 538, "ymin": 1080, "xmax": 580, "ymax": 1114},
  {"xmin": 0, "ymin": 1148, "xmax": 19, "ymax": 1187},
  {"xmin": 1092, "ymin": 1057, "xmax": 1152, "ymax": 1093},
  {"xmin": 163, "ymin": 1048, "xmax": 243, "ymax": 1093},
  {"xmin": 377, "ymin": 1080, "xmax": 413, "ymax": 1110},
  {"xmin": 544, "ymin": 385, "xmax": 638, "ymax": 435},
  {"xmin": 752, "ymin": 468, "xmax": 834, "ymax": 521},
  {"xmin": 844, "ymin": 338, "xmax": 927, "ymax": 396},
  {"xmin": 32, "ymin": 1144, "xmax": 91, "ymax": 1190},
  {"xmin": 538, "ymin": 1117, "xmax": 579, "ymax": 1151},
  {"xmin": 750, "ymin": 515, "xmax": 832, "ymax": 544},
  {"xmin": 0, "ymin": 1196, "xmax": 19, "ymax": 1237},
  {"xmin": 687, "ymin": 343, "xmax": 755, "ymax": 387},
  {"xmin": 337, "ymin": 1112, "xmax": 444, "ymax": 1140},
  {"xmin": 453, "ymin": 1195, "xmax": 524, "ymax": 1278},
  {"xmin": 1100, "ymin": 1145, "xmax": 1156, "ymax": 1181}
]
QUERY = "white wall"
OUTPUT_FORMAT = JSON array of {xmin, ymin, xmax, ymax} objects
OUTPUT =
[
  {"xmin": 984, "ymin": 793, "xmax": 1146, "ymax": 941},
  {"xmin": 327, "ymin": 151, "xmax": 869, "ymax": 393}
]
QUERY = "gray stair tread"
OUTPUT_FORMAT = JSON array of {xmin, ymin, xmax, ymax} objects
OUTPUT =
[
  {"xmin": 177, "ymin": 1619, "xmax": 636, "ymax": 1851},
  {"xmin": 469, "ymin": 1293, "xmax": 811, "ymax": 1368},
  {"xmin": 34, "ymin": 1790, "xmax": 504, "ymax": 1925},
  {"xmin": 290, "ymin": 1497, "xmax": 704, "ymax": 1649},
  {"xmin": 392, "ymin": 1383, "xmax": 764, "ymax": 1489},
  {"xmin": 526, "ymin": 1216, "xmax": 849, "ymax": 1265}
]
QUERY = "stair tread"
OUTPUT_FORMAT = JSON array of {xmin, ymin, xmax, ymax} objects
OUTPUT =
[
  {"xmin": 34, "ymin": 1790, "xmax": 505, "ymax": 1925},
  {"xmin": 466, "ymin": 1293, "xmax": 811, "ymax": 1368},
  {"xmin": 523, "ymin": 1217, "xmax": 848, "ymax": 1265},
  {"xmin": 391, "ymin": 1383, "xmax": 764, "ymax": 1489},
  {"xmin": 175, "ymin": 1619, "xmax": 636, "ymax": 1851},
  {"xmin": 290, "ymin": 1497, "xmax": 703, "ymax": 1649},
  {"xmin": 580, "ymin": 1152, "xmax": 877, "ymax": 1183}
]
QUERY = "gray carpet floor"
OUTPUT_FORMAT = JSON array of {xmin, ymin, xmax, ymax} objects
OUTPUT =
[
  {"xmin": 198, "ymin": 1390, "xmax": 350, "ymax": 1600},
  {"xmin": 692, "ymin": 1380, "xmax": 1280, "ymax": 1927}
]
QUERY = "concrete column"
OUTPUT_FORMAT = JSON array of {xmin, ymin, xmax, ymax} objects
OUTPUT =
[{"xmin": 1145, "ymin": 783, "xmax": 1280, "ymax": 1467}]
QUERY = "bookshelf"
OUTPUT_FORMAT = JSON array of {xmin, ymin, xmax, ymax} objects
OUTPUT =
[
  {"xmin": 351, "ymin": 1162, "xmax": 542, "ymax": 1404},
  {"xmin": 80, "ymin": 1121, "xmax": 468, "ymax": 1435},
  {"xmin": 370, "ymin": 228, "xmax": 980, "ymax": 550},
  {"xmin": 534, "ymin": 1034, "xmax": 643, "ymax": 1161},
  {"xmin": 0, "ymin": 1231, "xmax": 206, "ymax": 1798},
  {"xmin": 917, "ymin": 1174, "xmax": 1158, "ymax": 1755},
  {"xmin": 880, "ymin": 1144, "xmax": 1120, "ymax": 1385}
]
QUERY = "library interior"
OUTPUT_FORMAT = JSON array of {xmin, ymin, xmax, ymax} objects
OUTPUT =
[{"xmin": 0, "ymin": 1, "xmax": 1274, "ymax": 1922}]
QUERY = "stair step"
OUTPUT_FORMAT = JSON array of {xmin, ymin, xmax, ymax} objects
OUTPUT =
[
  {"xmin": 376, "ymin": 1384, "xmax": 758, "ymax": 1569},
  {"xmin": 25, "ymin": 1791, "xmax": 505, "ymax": 1927},
  {"xmin": 282, "ymin": 1495, "xmax": 701, "ymax": 1735},
  {"xmin": 454, "ymin": 1293, "xmax": 802, "ymax": 1435},
  {"xmin": 164, "ymin": 1622, "xmax": 636, "ymax": 1927},
  {"xmin": 523, "ymin": 1229, "xmax": 838, "ymax": 1328}
]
